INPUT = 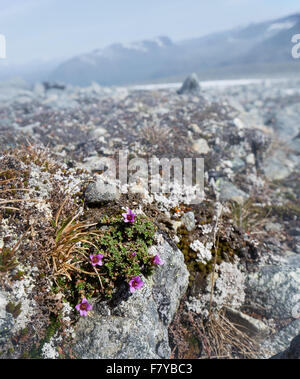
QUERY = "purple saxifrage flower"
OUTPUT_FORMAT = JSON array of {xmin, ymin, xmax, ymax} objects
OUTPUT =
[
  {"xmin": 75, "ymin": 297, "xmax": 92, "ymax": 317},
  {"xmin": 90, "ymin": 253, "xmax": 104, "ymax": 267},
  {"xmin": 129, "ymin": 275, "xmax": 144, "ymax": 293},
  {"xmin": 152, "ymin": 254, "xmax": 164, "ymax": 266},
  {"xmin": 131, "ymin": 252, "xmax": 137, "ymax": 257},
  {"xmin": 122, "ymin": 208, "xmax": 136, "ymax": 223}
]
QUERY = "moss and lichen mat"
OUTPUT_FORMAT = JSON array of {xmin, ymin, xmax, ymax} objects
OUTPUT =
[{"xmin": 0, "ymin": 146, "xmax": 163, "ymax": 358}]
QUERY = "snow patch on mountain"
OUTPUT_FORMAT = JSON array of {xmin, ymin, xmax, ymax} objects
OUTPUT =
[{"xmin": 268, "ymin": 21, "xmax": 296, "ymax": 32}]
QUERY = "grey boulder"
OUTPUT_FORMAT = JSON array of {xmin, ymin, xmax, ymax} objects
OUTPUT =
[
  {"xmin": 218, "ymin": 179, "xmax": 249, "ymax": 203},
  {"xmin": 73, "ymin": 236, "xmax": 189, "ymax": 358},
  {"xmin": 177, "ymin": 73, "xmax": 201, "ymax": 95},
  {"xmin": 261, "ymin": 319, "xmax": 300, "ymax": 358},
  {"xmin": 270, "ymin": 333, "xmax": 300, "ymax": 359},
  {"xmin": 245, "ymin": 255, "xmax": 300, "ymax": 320}
]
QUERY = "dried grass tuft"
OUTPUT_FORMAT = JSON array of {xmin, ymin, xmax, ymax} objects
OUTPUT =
[
  {"xmin": 141, "ymin": 120, "xmax": 172, "ymax": 146},
  {"xmin": 198, "ymin": 310, "xmax": 259, "ymax": 359},
  {"xmin": 229, "ymin": 198, "xmax": 270, "ymax": 235}
]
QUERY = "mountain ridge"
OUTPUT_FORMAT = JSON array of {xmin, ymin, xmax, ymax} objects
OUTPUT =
[{"xmin": 40, "ymin": 13, "xmax": 300, "ymax": 85}]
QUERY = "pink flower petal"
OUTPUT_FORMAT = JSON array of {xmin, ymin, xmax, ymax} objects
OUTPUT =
[{"xmin": 153, "ymin": 255, "xmax": 164, "ymax": 265}]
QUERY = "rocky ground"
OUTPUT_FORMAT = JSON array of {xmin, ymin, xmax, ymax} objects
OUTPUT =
[{"xmin": 0, "ymin": 76, "xmax": 299, "ymax": 359}]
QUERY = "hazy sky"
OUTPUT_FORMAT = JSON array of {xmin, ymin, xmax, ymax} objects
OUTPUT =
[{"xmin": 0, "ymin": 0, "xmax": 300, "ymax": 65}]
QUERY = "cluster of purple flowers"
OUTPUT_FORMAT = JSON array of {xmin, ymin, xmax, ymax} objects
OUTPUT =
[{"xmin": 75, "ymin": 208, "xmax": 164, "ymax": 316}]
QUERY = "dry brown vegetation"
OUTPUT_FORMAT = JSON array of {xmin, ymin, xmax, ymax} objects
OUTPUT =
[
  {"xmin": 169, "ymin": 299, "xmax": 259, "ymax": 359},
  {"xmin": 169, "ymin": 203, "xmax": 260, "ymax": 359},
  {"xmin": 141, "ymin": 120, "xmax": 172, "ymax": 146}
]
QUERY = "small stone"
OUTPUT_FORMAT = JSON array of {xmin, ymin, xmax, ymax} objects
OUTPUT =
[
  {"xmin": 233, "ymin": 118, "xmax": 244, "ymax": 129},
  {"xmin": 92, "ymin": 127, "xmax": 107, "ymax": 138},
  {"xmin": 192, "ymin": 138, "xmax": 210, "ymax": 154},
  {"xmin": 231, "ymin": 157, "xmax": 245, "ymax": 172},
  {"xmin": 173, "ymin": 235, "xmax": 180, "ymax": 244},
  {"xmin": 84, "ymin": 177, "xmax": 120, "ymax": 204},
  {"xmin": 246, "ymin": 153, "xmax": 255, "ymax": 165},
  {"xmin": 182, "ymin": 211, "xmax": 195, "ymax": 231},
  {"xmin": 224, "ymin": 307, "xmax": 269, "ymax": 340},
  {"xmin": 190, "ymin": 123, "xmax": 201, "ymax": 134}
]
